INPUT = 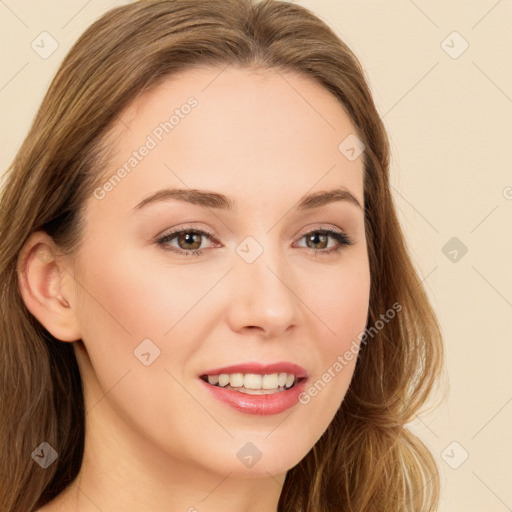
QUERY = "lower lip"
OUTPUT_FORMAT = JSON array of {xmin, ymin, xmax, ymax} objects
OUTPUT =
[{"xmin": 199, "ymin": 378, "xmax": 308, "ymax": 416}]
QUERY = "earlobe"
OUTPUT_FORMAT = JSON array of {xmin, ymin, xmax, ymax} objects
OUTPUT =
[{"xmin": 17, "ymin": 231, "xmax": 81, "ymax": 342}]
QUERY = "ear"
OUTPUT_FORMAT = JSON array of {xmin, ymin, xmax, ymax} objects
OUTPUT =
[{"xmin": 17, "ymin": 231, "xmax": 81, "ymax": 342}]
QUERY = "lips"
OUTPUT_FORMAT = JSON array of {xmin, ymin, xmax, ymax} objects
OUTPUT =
[
  {"xmin": 199, "ymin": 367, "xmax": 309, "ymax": 415},
  {"xmin": 197, "ymin": 361, "xmax": 309, "ymax": 414}
]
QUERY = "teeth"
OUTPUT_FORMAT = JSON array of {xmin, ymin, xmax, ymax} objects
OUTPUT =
[
  {"xmin": 230, "ymin": 373, "xmax": 244, "ymax": 387},
  {"xmin": 207, "ymin": 375, "xmax": 219, "ymax": 385},
  {"xmin": 205, "ymin": 372, "xmax": 297, "ymax": 390},
  {"xmin": 244, "ymin": 374, "xmax": 262, "ymax": 389},
  {"xmin": 218, "ymin": 374, "xmax": 230, "ymax": 387},
  {"xmin": 262, "ymin": 373, "xmax": 279, "ymax": 389}
]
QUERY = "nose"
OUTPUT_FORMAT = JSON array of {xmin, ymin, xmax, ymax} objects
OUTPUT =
[{"xmin": 226, "ymin": 242, "xmax": 300, "ymax": 338}]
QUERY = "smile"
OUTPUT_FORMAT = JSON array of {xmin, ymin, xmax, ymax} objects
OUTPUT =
[{"xmin": 200, "ymin": 372, "xmax": 300, "ymax": 394}]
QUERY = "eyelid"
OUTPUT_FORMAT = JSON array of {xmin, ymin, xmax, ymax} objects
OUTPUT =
[
  {"xmin": 292, "ymin": 224, "xmax": 354, "ymax": 251},
  {"xmin": 156, "ymin": 224, "xmax": 217, "ymax": 241},
  {"xmin": 294, "ymin": 223, "xmax": 348, "ymax": 239},
  {"xmin": 156, "ymin": 222, "xmax": 354, "ymax": 256},
  {"xmin": 157, "ymin": 223, "xmax": 350, "ymax": 243}
]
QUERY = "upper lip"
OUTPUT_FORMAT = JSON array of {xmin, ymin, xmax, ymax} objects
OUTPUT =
[{"xmin": 199, "ymin": 361, "xmax": 308, "ymax": 379}]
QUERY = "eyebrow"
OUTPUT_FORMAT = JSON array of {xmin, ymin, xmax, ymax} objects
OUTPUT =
[{"xmin": 132, "ymin": 186, "xmax": 363, "ymax": 212}]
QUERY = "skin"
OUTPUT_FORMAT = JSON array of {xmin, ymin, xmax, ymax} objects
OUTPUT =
[{"xmin": 19, "ymin": 66, "xmax": 370, "ymax": 512}]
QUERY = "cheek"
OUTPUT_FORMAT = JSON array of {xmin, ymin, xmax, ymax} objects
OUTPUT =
[
  {"xmin": 307, "ymin": 255, "xmax": 370, "ymax": 350},
  {"xmin": 73, "ymin": 253, "xmax": 209, "ymax": 454},
  {"xmin": 72, "ymin": 250, "xmax": 173, "ymax": 383},
  {"xmin": 77, "ymin": 247, "xmax": 209, "ymax": 340},
  {"xmin": 73, "ymin": 247, "xmax": 226, "ymax": 396},
  {"xmin": 297, "ymin": 258, "xmax": 370, "ymax": 411}
]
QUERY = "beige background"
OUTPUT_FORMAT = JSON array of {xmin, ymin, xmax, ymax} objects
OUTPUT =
[{"xmin": 1, "ymin": 1, "xmax": 511, "ymax": 510}]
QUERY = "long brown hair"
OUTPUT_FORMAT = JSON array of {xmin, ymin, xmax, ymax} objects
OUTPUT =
[{"xmin": 0, "ymin": 0, "xmax": 445, "ymax": 510}]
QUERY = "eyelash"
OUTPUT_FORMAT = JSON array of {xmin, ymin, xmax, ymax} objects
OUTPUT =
[{"xmin": 156, "ymin": 225, "xmax": 354, "ymax": 257}]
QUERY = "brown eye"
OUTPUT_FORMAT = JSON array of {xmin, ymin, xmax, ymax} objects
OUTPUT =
[
  {"xmin": 296, "ymin": 228, "xmax": 353, "ymax": 255},
  {"xmin": 157, "ymin": 228, "xmax": 216, "ymax": 256},
  {"xmin": 305, "ymin": 231, "xmax": 329, "ymax": 250},
  {"xmin": 176, "ymin": 231, "xmax": 203, "ymax": 250}
]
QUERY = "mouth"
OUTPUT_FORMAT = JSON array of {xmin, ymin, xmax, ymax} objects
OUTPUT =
[
  {"xmin": 198, "ymin": 363, "xmax": 309, "ymax": 415},
  {"xmin": 199, "ymin": 372, "xmax": 306, "ymax": 395}
]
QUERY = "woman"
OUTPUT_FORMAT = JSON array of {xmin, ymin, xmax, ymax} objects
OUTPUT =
[{"xmin": 0, "ymin": 0, "xmax": 444, "ymax": 510}]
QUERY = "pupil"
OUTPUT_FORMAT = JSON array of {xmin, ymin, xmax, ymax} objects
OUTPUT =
[
  {"xmin": 180, "ymin": 232, "xmax": 200, "ymax": 249},
  {"xmin": 309, "ymin": 232, "xmax": 327, "ymax": 249}
]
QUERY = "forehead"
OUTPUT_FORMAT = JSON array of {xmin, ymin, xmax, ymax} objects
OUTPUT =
[{"xmin": 92, "ymin": 66, "xmax": 364, "ymax": 216}]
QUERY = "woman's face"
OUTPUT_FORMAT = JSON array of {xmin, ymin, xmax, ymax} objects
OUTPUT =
[{"xmin": 69, "ymin": 66, "xmax": 370, "ymax": 478}]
